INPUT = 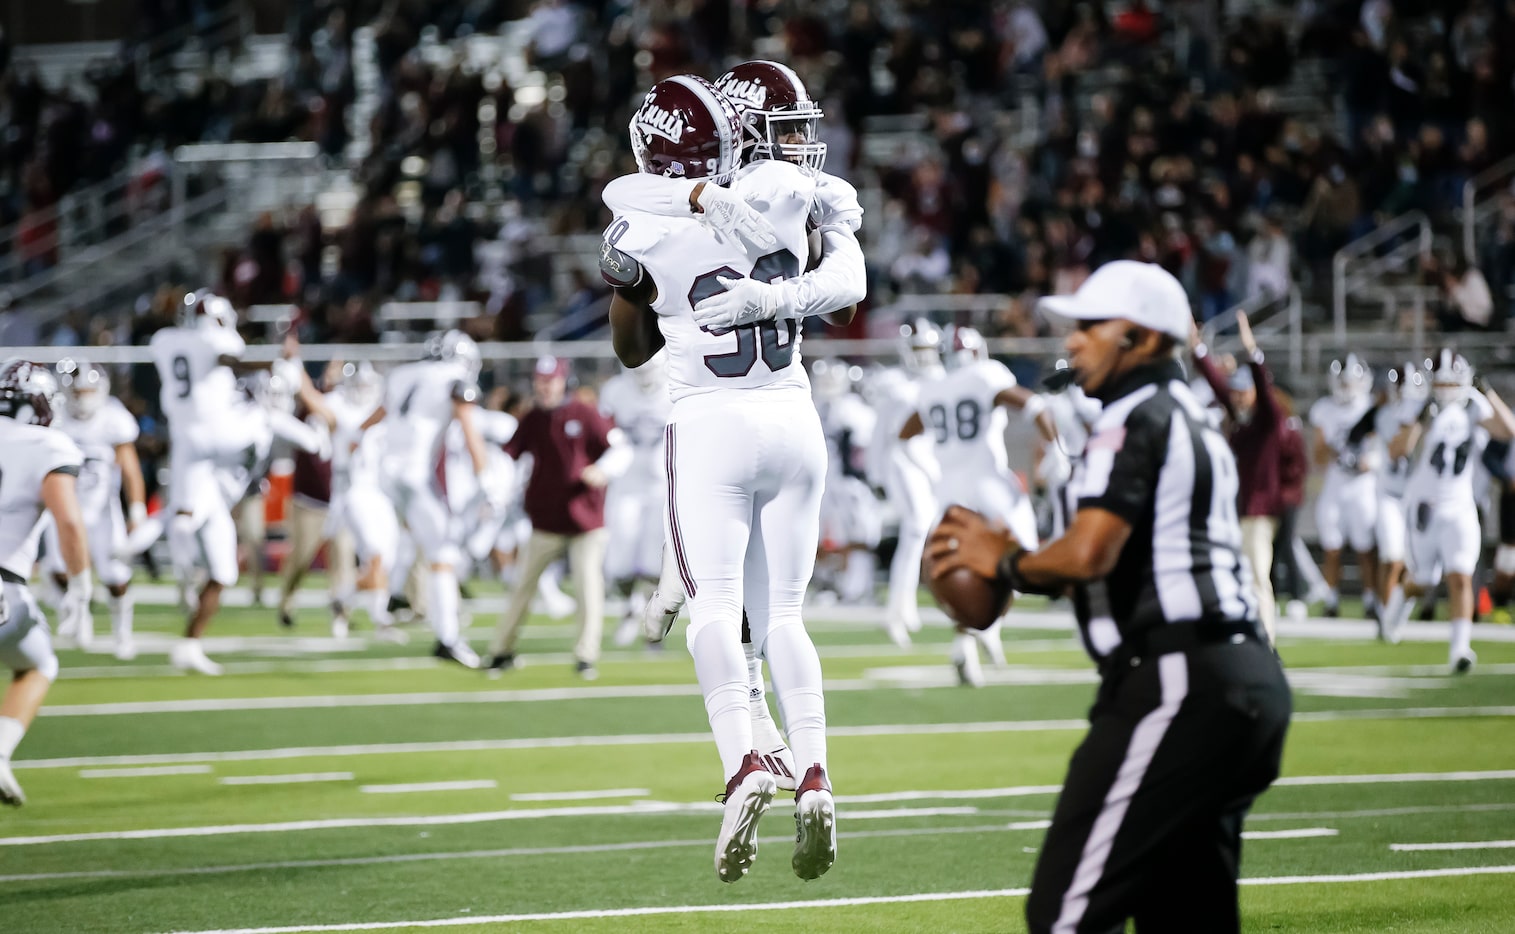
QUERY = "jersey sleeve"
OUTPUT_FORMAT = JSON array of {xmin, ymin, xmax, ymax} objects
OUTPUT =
[
  {"xmin": 40, "ymin": 429, "xmax": 85, "ymax": 477},
  {"xmin": 1307, "ymin": 398, "xmax": 1330, "ymax": 430},
  {"xmin": 602, "ymin": 174, "xmax": 698, "ymax": 218},
  {"xmin": 981, "ymin": 360, "xmax": 1017, "ymax": 397},
  {"xmin": 209, "ymin": 326, "xmax": 245, "ymax": 358},
  {"xmin": 1073, "ymin": 400, "xmax": 1168, "ymax": 524},
  {"xmin": 106, "ymin": 401, "xmax": 141, "ymax": 446},
  {"xmin": 811, "ymin": 172, "xmax": 864, "ymax": 232},
  {"xmin": 1470, "ymin": 391, "xmax": 1495, "ymax": 424}
]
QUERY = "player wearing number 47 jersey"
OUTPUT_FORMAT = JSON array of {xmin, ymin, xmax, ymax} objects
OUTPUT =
[
  {"xmin": 604, "ymin": 73, "xmax": 864, "ymax": 885},
  {"xmin": 1380, "ymin": 350, "xmax": 1515, "ymax": 670}
]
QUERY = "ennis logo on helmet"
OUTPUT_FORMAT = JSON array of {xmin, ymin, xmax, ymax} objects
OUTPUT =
[
  {"xmin": 636, "ymin": 104, "xmax": 686, "ymax": 144},
  {"xmin": 715, "ymin": 76, "xmax": 768, "ymax": 110}
]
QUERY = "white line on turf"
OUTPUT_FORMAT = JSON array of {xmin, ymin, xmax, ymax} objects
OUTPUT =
[
  {"xmin": 147, "ymin": 865, "xmax": 1515, "ymax": 934},
  {"xmin": 1390, "ymin": 840, "xmax": 1515, "ymax": 851},
  {"xmin": 0, "ymin": 823, "xmax": 1021, "ymax": 884},
  {"xmin": 0, "ymin": 803, "xmax": 981, "ymax": 847},
  {"xmin": 78, "ymin": 765, "xmax": 212, "ymax": 779},
  {"xmin": 1241, "ymin": 828, "xmax": 1338, "ymax": 840},
  {"xmin": 1276, "ymin": 769, "xmax": 1515, "ymax": 786},
  {"xmin": 219, "ymin": 773, "xmax": 355, "ymax": 786},
  {"xmin": 509, "ymin": 788, "xmax": 649, "ymax": 802},
  {"xmin": 359, "ymin": 780, "xmax": 497, "ymax": 794},
  {"xmin": 12, "ymin": 720, "xmax": 1090, "ymax": 770},
  {"xmin": 839, "ymin": 786, "xmax": 1063, "ymax": 803},
  {"xmin": 17, "ymin": 705, "xmax": 1514, "ymax": 771}
]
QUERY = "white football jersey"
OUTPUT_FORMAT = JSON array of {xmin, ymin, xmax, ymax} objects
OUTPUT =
[
  {"xmin": 381, "ymin": 359, "xmax": 474, "ymax": 485},
  {"xmin": 1404, "ymin": 391, "xmax": 1494, "ymax": 509},
  {"xmin": 1308, "ymin": 395, "xmax": 1374, "ymax": 482},
  {"xmin": 1046, "ymin": 387, "xmax": 1101, "ymax": 458},
  {"xmin": 1374, "ymin": 398, "xmax": 1421, "ymax": 499},
  {"xmin": 605, "ymin": 161, "xmax": 816, "ymax": 403},
  {"xmin": 598, "ymin": 372, "xmax": 671, "ymax": 488},
  {"xmin": 915, "ymin": 358, "xmax": 1017, "ymax": 483},
  {"xmin": 325, "ymin": 393, "xmax": 379, "ymax": 495},
  {"xmin": 149, "ymin": 324, "xmax": 245, "ymax": 425},
  {"xmin": 0, "ymin": 420, "xmax": 84, "ymax": 580},
  {"xmin": 864, "ymin": 366, "xmax": 938, "ymax": 487},
  {"xmin": 52, "ymin": 397, "xmax": 138, "ymax": 509},
  {"xmin": 819, "ymin": 391, "xmax": 876, "ymax": 482},
  {"xmin": 445, "ymin": 409, "xmax": 517, "ymax": 514}
]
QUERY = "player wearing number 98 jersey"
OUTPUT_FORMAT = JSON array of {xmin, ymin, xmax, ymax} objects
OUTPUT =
[{"xmin": 604, "ymin": 74, "xmax": 865, "ymax": 885}]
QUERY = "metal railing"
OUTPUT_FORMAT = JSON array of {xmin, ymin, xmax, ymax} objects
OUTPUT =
[
  {"xmin": 1462, "ymin": 154, "xmax": 1515, "ymax": 260},
  {"xmin": 1200, "ymin": 286, "xmax": 1304, "ymax": 379},
  {"xmin": 0, "ymin": 164, "xmax": 173, "ymax": 286},
  {"xmin": 1332, "ymin": 210, "xmax": 1432, "ymax": 341}
]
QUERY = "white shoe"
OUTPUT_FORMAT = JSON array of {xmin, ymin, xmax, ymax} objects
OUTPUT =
[
  {"xmin": 114, "ymin": 638, "xmax": 137, "ymax": 661},
  {"xmin": 537, "ymin": 587, "xmax": 575, "ymax": 621},
  {"xmin": 715, "ymin": 752, "xmax": 777, "ymax": 883},
  {"xmin": 792, "ymin": 765, "xmax": 836, "ymax": 881},
  {"xmin": 974, "ymin": 624, "xmax": 1007, "ymax": 668},
  {"xmin": 613, "ymin": 611, "xmax": 640, "ymax": 648},
  {"xmin": 0, "ymin": 759, "xmax": 25, "ymax": 806},
  {"xmin": 434, "ymin": 639, "xmax": 481, "ymax": 669},
  {"xmin": 170, "ymin": 640, "xmax": 224, "ymax": 676},
  {"xmin": 885, "ymin": 617, "xmax": 912, "ymax": 649},
  {"xmin": 954, "ymin": 648, "xmax": 985, "ymax": 688},
  {"xmin": 332, "ymin": 615, "xmax": 350, "ymax": 639},
  {"xmin": 1285, "ymin": 600, "xmax": 1307, "ymax": 622},
  {"xmin": 641, "ymin": 588, "xmax": 684, "ymax": 644},
  {"xmin": 373, "ymin": 625, "xmax": 409, "ymax": 644},
  {"xmin": 751, "ymin": 704, "xmax": 798, "ymax": 792},
  {"xmin": 1452, "ymin": 647, "xmax": 1477, "ymax": 674}
]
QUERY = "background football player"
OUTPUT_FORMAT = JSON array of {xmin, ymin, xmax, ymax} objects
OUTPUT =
[{"xmin": 1308, "ymin": 354, "xmax": 1379, "ymax": 619}]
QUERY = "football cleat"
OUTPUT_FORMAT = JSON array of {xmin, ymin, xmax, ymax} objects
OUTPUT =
[
  {"xmin": 1452, "ymin": 648, "xmax": 1477, "ymax": 674},
  {"xmin": 575, "ymin": 660, "xmax": 599, "ymax": 681},
  {"xmin": 170, "ymin": 640, "xmax": 224, "ymax": 676},
  {"xmin": 715, "ymin": 751, "xmax": 777, "ymax": 883},
  {"xmin": 954, "ymin": 647, "xmax": 985, "ymax": 688},
  {"xmin": 750, "ymin": 704, "xmax": 797, "ymax": 792},
  {"xmin": 641, "ymin": 587, "xmax": 683, "ymax": 644},
  {"xmin": 113, "ymin": 637, "xmax": 136, "ymax": 662},
  {"xmin": 0, "ymin": 760, "xmax": 26, "ymax": 806},
  {"xmin": 485, "ymin": 653, "xmax": 518, "ymax": 678},
  {"xmin": 791, "ymin": 764, "xmax": 837, "ymax": 881},
  {"xmin": 278, "ymin": 609, "xmax": 295, "ymax": 629},
  {"xmin": 433, "ymin": 640, "xmax": 480, "ymax": 669}
]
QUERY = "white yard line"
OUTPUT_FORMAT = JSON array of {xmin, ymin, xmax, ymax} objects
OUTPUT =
[
  {"xmin": 1293, "ymin": 706, "xmax": 1515, "ymax": 722},
  {"xmin": 1276, "ymin": 769, "xmax": 1515, "ymax": 786},
  {"xmin": 1390, "ymin": 840, "xmax": 1515, "ymax": 851},
  {"xmin": 0, "ymin": 802, "xmax": 979, "ymax": 847},
  {"xmin": 359, "ymin": 780, "xmax": 497, "ymax": 794},
  {"xmin": 1242, "ymin": 828, "xmax": 1338, "ymax": 840},
  {"xmin": 78, "ymin": 765, "xmax": 212, "ymax": 779},
  {"xmin": 839, "ymin": 786, "xmax": 1063, "ymax": 803},
  {"xmin": 1252, "ymin": 802, "xmax": 1515, "ymax": 821},
  {"xmin": 219, "ymin": 773, "xmax": 355, "ymax": 786},
  {"xmin": 509, "ymin": 788, "xmax": 649, "ymax": 802},
  {"xmin": 149, "ymin": 864, "xmax": 1515, "ymax": 934},
  {"xmin": 0, "ymin": 823, "xmax": 1018, "ymax": 884},
  {"xmin": 11, "ymin": 720, "xmax": 1089, "ymax": 770}
]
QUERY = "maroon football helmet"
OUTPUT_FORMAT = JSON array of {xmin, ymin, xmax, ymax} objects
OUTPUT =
[
  {"xmin": 629, "ymin": 75, "xmax": 743, "ymax": 181},
  {"xmin": 713, "ymin": 60, "xmax": 826, "ymax": 175},
  {"xmin": 0, "ymin": 359, "xmax": 57, "ymax": 427}
]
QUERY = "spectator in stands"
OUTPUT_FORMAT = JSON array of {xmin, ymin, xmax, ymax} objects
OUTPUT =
[
  {"xmin": 1245, "ymin": 210, "xmax": 1292, "ymax": 303},
  {"xmin": 1435, "ymin": 251, "xmax": 1496, "ymax": 332}
]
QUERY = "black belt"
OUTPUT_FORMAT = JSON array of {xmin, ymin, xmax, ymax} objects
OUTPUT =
[
  {"xmin": 0, "ymin": 568, "xmax": 24, "ymax": 585},
  {"xmin": 1099, "ymin": 620, "xmax": 1262, "ymax": 678}
]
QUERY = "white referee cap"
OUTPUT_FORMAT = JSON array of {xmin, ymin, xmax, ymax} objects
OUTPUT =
[{"xmin": 1039, "ymin": 260, "xmax": 1194, "ymax": 343}]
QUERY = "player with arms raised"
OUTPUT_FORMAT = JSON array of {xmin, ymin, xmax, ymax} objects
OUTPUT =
[
  {"xmin": 603, "ymin": 74, "xmax": 864, "ymax": 883},
  {"xmin": 0, "ymin": 360, "xmax": 91, "ymax": 805}
]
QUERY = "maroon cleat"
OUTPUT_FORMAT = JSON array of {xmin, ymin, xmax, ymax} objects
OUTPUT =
[
  {"xmin": 792, "ymin": 764, "xmax": 836, "ymax": 880},
  {"xmin": 714, "ymin": 750, "xmax": 777, "ymax": 883}
]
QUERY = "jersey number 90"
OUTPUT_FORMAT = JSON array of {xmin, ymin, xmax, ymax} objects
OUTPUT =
[{"xmin": 690, "ymin": 251, "xmax": 799, "ymax": 379}]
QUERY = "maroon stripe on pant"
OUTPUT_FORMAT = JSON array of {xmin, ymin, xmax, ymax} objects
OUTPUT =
[{"xmin": 665, "ymin": 424, "xmax": 697, "ymax": 598}]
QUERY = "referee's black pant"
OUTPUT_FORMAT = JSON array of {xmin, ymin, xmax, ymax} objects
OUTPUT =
[{"xmin": 1026, "ymin": 636, "xmax": 1291, "ymax": 934}]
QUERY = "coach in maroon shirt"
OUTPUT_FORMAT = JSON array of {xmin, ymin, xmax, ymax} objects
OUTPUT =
[
  {"xmin": 487, "ymin": 356, "xmax": 629, "ymax": 678},
  {"xmin": 1191, "ymin": 311, "xmax": 1285, "ymax": 643}
]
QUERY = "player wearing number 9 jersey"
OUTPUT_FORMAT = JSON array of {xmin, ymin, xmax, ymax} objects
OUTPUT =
[{"xmin": 604, "ymin": 74, "xmax": 864, "ymax": 886}]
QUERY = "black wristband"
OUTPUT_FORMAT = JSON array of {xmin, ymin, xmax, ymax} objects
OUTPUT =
[{"xmin": 998, "ymin": 546, "xmax": 1060, "ymax": 597}]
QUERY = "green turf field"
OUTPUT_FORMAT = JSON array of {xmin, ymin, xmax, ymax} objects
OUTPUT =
[{"xmin": 5, "ymin": 590, "xmax": 1515, "ymax": 933}]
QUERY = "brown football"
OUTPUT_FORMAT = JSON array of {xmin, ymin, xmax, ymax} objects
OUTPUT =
[{"xmin": 925, "ymin": 561, "xmax": 1014, "ymax": 632}]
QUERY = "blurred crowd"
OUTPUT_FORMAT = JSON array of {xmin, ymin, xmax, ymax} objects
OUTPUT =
[{"xmin": 5, "ymin": 0, "xmax": 1515, "ymax": 347}]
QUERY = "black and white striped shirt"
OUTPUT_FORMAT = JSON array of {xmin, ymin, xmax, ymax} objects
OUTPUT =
[{"xmin": 1065, "ymin": 360, "xmax": 1258, "ymax": 664}]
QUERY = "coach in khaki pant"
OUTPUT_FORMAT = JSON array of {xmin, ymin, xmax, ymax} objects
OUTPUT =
[
  {"xmin": 1191, "ymin": 311, "xmax": 1286, "ymax": 642},
  {"xmin": 489, "ymin": 357, "xmax": 630, "ymax": 679}
]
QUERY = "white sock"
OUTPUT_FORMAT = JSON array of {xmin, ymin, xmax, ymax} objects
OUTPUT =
[
  {"xmin": 428, "ymin": 567, "xmax": 461, "ymax": 646},
  {"xmin": 952, "ymin": 631, "xmax": 976, "ymax": 665},
  {"xmin": 744, "ymin": 640, "xmax": 768, "ymax": 714},
  {"xmin": 1450, "ymin": 618, "xmax": 1474, "ymax": 657},
  {"xmin": 765, "ymin": 624, "xmax": 827, "ymax": 773},
  {"xmin": 1325, "ymin": 587, "xmax": 1339, "ymax": 607},
  {"xmin": 690, "ymin": 623, "xmax": 754, "ymax": 780},
  {"xmin": 0, "ymin": 716, "xmax": 24, "ymax": 760},
  {"xmin": 1363, "ymin": 589, "xmax": 1379, "ymax": 612},
  {"xmin": 368, "ymin": 589, "xmax": 393, "ymax": 626},
  {"xmin": 972, "ymin": 619, "xmax": 1007, "ymax": 667},
  {"xmin": 841, "ymin": 550, "xmax": 876, "ymax": 603},
  {"xmin": 110, "ymin": 593, "xmax": 133, "ymax": 642}
]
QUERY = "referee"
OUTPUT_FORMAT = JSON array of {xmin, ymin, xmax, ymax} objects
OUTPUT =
[{"xmin": 928, "ymin": 260, "xmax": 1292, "ymax": 933}]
